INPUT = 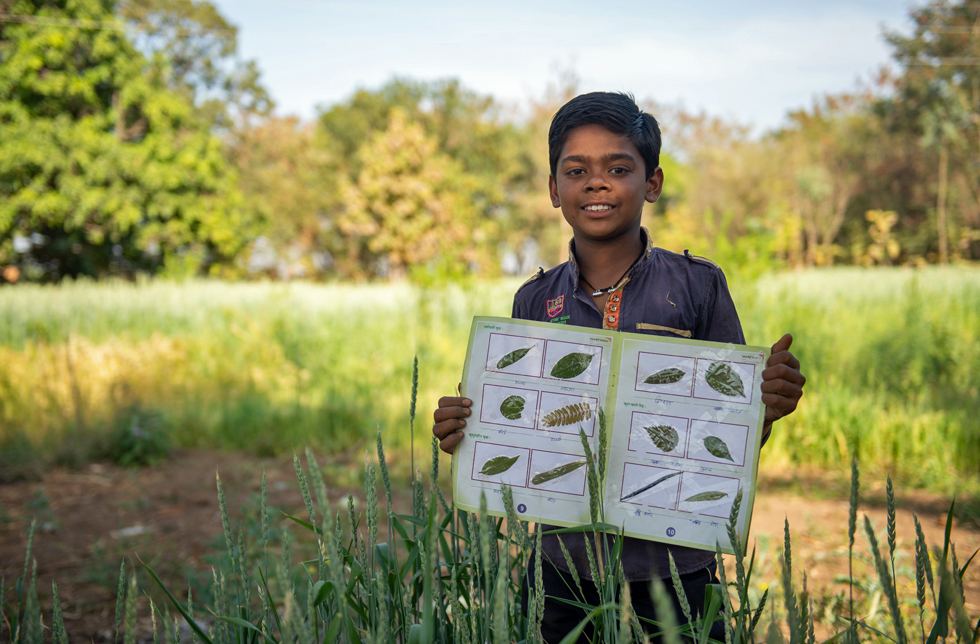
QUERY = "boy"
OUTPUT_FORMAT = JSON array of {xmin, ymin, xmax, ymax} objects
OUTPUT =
[{"xmin": 432, "ymin": 92, "xmax": 805, "ymax": 642}]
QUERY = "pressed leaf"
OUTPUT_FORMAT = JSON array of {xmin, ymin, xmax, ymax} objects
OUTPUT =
[
  {"xmin": 531, "ymin": 461, "xmax": 587, "ymax": 485},
  {"xmin": 705, "ymin": 362, "xmax": 746, "ymax": 397},
  {"xmin": 621, "ymin": 471, "xmax": 681, "ymax": 501},
  {"xmin": 684, "ymin": 490, "xmax": 729, "ymax": 503},
  {"xmin": 541, "ymin": 402, "xmax": 592, "ymax": 428},
  {"xmin": 480, "ymin": 455, "xmax": 520, "ymax": 476},
  {"xmin": 550, "ymin": 352, "xmax": 594, "ymax": 379},
  {"xmin": 644, "ymin": 367, "xmax": 685, "ymax": 385},
  {"xmin": 704, "ymin": 435, "xmax": 735, "ymax": 462},
  {"xmin": 499, "ymin": 395, "xmax": 525, "ymax": 420},
  {"xmin": 644, "ymin": 425, "xmax": 679, "ymax": 452},
  {"xmin": 496, "ymin": 347, "xmax": 530, "ymax": 370}
]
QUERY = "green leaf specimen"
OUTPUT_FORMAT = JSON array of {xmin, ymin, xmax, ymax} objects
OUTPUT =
[
  {"xmin": 480, "ymin": 455, "xmax": 520, "ymax": 476},
  {"xmin": 550, "ymin": 352, "xmax": 594, "ymax": 379},
  {"xmin": 704, "ymin": 436, "xmax": 735, "ymax": 462},
  {"xmin": 621, "ymin": 471, "xmax": 681, "ymax": 501},
  {"xmin": 684, "ymin": 490, "xmax": 729, "ymax": 503},
  {"xmin": 541, "ymin": 402, "xmax": 592, "ymax": 428},
  {"xmin": 645, "ymin": 425, "xmax": 679, "ymax": 452},
  {"xmin": 500, "ymin": 395, "xmax": 525, "ymax": 420},
  {"xmin": 705, "ymin": 362, "xmax": 746, "ymax": 397},
  {"xmin": 531, "ymin": 461, "xmax": 587, "ymax": 485},
  {"xmin": 496, "ymin": 347, "xmax": 531, "ymax": 370},
  {"xmin": 644, "ymin": 367, "xmax": 686, "ymax": 385}
]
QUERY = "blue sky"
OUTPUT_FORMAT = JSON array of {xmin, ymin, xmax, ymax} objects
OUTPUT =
[{"xmin": 213, "ymin": 0, "xmax": 913, "ymax": 132}]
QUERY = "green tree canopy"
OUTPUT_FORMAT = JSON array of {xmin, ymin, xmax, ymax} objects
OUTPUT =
[{"xmin": 0, "ymin": 0, "xmax": 260, "ymax": 280}]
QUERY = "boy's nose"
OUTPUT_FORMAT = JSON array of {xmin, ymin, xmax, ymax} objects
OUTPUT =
[{"xmin": 585, "ymin": 176, "xmax": 610, "ymax": 191}]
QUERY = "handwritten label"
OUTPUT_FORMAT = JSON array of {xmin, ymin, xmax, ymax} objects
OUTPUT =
[{"xmin": 623, "ymin": 402, "xmax": 645, "ymax": 409}]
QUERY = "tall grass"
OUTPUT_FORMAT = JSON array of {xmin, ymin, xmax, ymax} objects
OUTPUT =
[
  {"xmin": 0, "ymin": 267, "xmax": 978, "ymax": 491},
  {"xmin": 2, "ymin": 412, "xmax": 976, "ymax": 643}
]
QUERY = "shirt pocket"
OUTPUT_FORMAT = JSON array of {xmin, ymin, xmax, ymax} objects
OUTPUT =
[{"xmin": 635, "ymin": 322, "xmax": 693, "ymax": 338}]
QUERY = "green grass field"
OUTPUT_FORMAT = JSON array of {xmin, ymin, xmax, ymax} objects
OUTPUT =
[{"xmin": 0, "ymin": 268, "xmax": 977, "ymax": 493}]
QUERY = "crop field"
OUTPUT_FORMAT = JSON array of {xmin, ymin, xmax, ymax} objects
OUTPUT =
[{"xmin": 0, "ymin": 267, "xmax": 978, "ymax": 493}]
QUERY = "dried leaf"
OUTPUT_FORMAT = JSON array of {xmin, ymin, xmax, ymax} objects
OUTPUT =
[
  {"xmin": 480, "ymin": 455, "xmax": 520, "ymax": 476},
  {"xmin": 705, "ymin": 362, "xmax": 745, "ymax": 397},
  {"xmin": 644, "ymin": 367, "xmax": 685, "ymax": 385},
  {"xmin": 500, "ymin": 395, "xmax": 525, "ymax": 420},
  {"xmin": 550, "ymin": 352, "xmax": 594, "ymax": 379},
  {"xmin": 531, "ymin": 461, "xmax": 587, "ymax": 485},
  {"xmin": 644, "ymin": 425, "xmax": 679, "ymax": 452},
  {"xmin": 541, "ymin": 402, "xmax": 592, "ymax": 428},
  {"xmin": 684, "ymin": 490, "xmax": 729, "ymax": 503},
  {"xmin": 704, "ymin": 435, "xmax": 734, "ymax": 462},
  {"xmin": 496, "ymin": 347, "xmax": 530, "ymax": 370},
  {"xmin": 621, "ymin": 471, "xmax": 681, "ymax": 501}
]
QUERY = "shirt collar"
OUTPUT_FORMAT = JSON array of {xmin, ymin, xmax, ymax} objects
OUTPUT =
[{"xmin": 566, "ymin": 227, "xmax": 655, "ymax": 296}]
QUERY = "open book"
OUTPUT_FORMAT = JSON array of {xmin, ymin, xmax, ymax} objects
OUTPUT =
[{"xmin": 451, "ymin": 316, "xmax": 770, "ymax": 554}]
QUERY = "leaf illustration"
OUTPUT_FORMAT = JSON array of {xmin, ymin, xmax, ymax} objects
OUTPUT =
[
  {"xmin": 704, "ymin": 435, "xmax": 735, "ymax": 462},
  {"xmin": 644, "ymin": 425, "xmax": 679, "ymax": 452},
  {"xmin": 541, "ymin": 402, "xmax": 592, "ymax": 428},
  {"xmin": 500, "ymin": 395, "xmax": 525, "ymax": 420},
  {"xmin": 684, "ymin": 490, "xmax": 729, "ymax": 503},
  {"xmin": 531, "ymin": 461, "xmax": 587, "ymax": 485},
  {"xmin": 644, "ymin": 367, "xmax": 685, "ymax": 385},
  {"xmin": 480, "ymin": 455, "xmax": 520, "ymax": 476},
  {"xmin": 705, "ymin": 362, "xmax": 746, "ymax": 397},
  {"xmin": 496, "ymin": 347, "xmax": 530, "ymax": 370},
  {"xmin": 621, "ymin": 471, "xmax": 681, "ymax": 501},
  {"xmin": 550, "ymin": 352, "xmax": 594, "ymax": 379}
]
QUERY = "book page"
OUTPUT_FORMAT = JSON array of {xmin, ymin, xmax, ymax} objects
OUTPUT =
[
  {"xmin": 603, "ymin": 333, "xmax": 768, "ymax": 552},
  {"xmin": 451, "ymin": 316, "xmax": 768, "ymax": 553},
  {"xmin": 452, "ymin": 317, "xmax": 617, "ymax": 527}
]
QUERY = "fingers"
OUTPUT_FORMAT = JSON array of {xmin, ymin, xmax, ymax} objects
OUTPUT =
[
  {"xmin": 761, "ymin": 362, "xmax": 805, "ymax": 387},
  {"xmin": 433, "ymin": 396, "xmax": 472, "ymax": 455},
  {"xmin": 770, "ymin": 333, "xmax": 793, "ymax": 356}
]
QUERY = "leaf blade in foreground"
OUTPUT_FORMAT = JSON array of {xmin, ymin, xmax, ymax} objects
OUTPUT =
[
  {"xmin": 531, "ymin": 461, "xmax": 587, "ymax": 485},
  {"xmin": 684, "ymin": 490, "xmax": 729, "ymax": 503},
  {"xmin": 645, "ymin": 425, "xmax": 679, "ymax": 452},
  {"xmin": 496, "ymin": 347, "xmax": 530, "ymax": 370},
  {"xmin": 480, "ymin": 455, "xmax": 520, "ymax": 476},
  {"xmin": 705, "ymin": 362, "xmax": 745, "ymax": 397},
  {"xmin": 644, "ymin": 367, "xmax": 685, "ymax": 384},
  {"xmin": 704, "ymin": 436, "xmax": 735, "ymax": 462},
  {"xmin": 550, "ymin": 352, "xmax": 594, "ymax": 379}
]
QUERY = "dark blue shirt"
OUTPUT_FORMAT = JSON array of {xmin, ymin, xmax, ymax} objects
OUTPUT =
[{"xmin": 513, "ymin": 228, "xmax": 745, "ymax": 581}]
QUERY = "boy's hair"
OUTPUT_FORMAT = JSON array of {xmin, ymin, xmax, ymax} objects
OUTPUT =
[{"xmin": 548, "ymin": 92, "xmax": 662, "ymax": 180}]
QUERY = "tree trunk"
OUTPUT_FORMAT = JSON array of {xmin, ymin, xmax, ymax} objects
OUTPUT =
[{"xmin": 938, "ymin": 142, "xmax": 950, "ymax": 265}]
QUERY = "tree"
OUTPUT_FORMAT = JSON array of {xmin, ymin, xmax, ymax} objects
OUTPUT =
[
  {"xmin": 0, "ymin": 0, "xmax": 259, "ymax": 280},
  {"xmin": 337, "ymin": 109, "xmax": 486, "ymax": 281},
  {"xmin": 120, "ymin": 0, "xmax": 273, "ymax": 129},
  {"xmin": 884, "ymin": 0, "xmax": 980, "ymax": 262}
]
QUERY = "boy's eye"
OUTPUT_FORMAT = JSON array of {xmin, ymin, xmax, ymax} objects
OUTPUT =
[{"xmin": 610, "ymin": 166, "xmax": 630, "ymax": 175}]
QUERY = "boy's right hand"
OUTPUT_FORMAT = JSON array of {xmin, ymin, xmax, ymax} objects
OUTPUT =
[{"xmin": 433, "ymin": 395, "xmax": 472, "ymax": 454}]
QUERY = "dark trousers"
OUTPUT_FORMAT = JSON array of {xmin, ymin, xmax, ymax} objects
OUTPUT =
[{"xmin": 520, "ymin": 553, "xmax": 727, "ymax": 644}]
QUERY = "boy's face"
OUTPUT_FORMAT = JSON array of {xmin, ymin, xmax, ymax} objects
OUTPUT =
[{"xmin": 549, "ymin": 124, "xmax": 663, "ymax": 244}]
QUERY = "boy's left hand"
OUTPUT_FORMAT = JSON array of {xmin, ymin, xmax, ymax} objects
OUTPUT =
[{"xmin": 762, "ymin": 334, "xmax": 805, "ymax": 429}]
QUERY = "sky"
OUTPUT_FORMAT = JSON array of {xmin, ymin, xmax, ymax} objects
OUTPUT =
[{"xmin": 212, "ymin": 0, "xmax": 914, "ymax": 133}]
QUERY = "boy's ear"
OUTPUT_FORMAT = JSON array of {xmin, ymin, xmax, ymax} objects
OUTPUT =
[
  {"xmin": 645, "ymin": 167, "xmax": 665, "ymax": 204},
  {"xmin": 549, "ymin": 174, "xmax": 561, "ymax": 208}
]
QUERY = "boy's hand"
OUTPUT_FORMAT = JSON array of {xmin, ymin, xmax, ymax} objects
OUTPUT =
[
  {"xmin": 761, "ymin": 334, "xmax": 805, "ymax": 432},
  {"xmin": 433, "ymin": 394, "xmax": 472, "ymax": 454}
]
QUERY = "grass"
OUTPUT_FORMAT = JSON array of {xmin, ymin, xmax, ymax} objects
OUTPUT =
[
  {"xmin": 1, "ymin": 397, "xmax": 976, "ymax": 644},
  {"xmin": 0, "ymin": 267, "xmax": 977, "ymax": 494}
]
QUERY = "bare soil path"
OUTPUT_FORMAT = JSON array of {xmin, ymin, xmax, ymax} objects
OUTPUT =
[{"xmin": 1, "ymin": 451, "xmax": 977, "ymax": 642}]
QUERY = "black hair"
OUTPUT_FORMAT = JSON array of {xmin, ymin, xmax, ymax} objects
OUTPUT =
[{"xmin": 548, "ymin": 92, "xmax": 662, "ymax": 180}]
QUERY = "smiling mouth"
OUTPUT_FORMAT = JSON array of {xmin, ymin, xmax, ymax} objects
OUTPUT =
[{"xmin": 584, "ymin": 205, "xmax": 613, "ymax": 212}]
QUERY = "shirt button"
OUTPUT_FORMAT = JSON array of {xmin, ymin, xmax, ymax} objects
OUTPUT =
[
  {"xmin": 609, "ymin": 304, "xmax": 618, "ymax": 312},
  {"xmin": 608, "ymin": 315, "xmax": 617, "ymax": 323}
]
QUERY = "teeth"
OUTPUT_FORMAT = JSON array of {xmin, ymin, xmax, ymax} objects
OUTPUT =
[{"xmin": 585, "ymin": 205, "xmax": 612, "ymax": 211}]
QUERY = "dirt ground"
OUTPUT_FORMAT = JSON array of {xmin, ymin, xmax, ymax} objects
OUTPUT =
[{"xmin": 1, "ymin": 450, "xmax": 977, "ymax": 642}]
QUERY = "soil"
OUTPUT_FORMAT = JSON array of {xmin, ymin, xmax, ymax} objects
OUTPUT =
[{"xmin": 1, "ymin": 450, "xmax": 977, "ymax": 642}]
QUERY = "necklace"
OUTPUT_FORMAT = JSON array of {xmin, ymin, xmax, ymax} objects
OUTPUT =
[{"xmin": 579, "ymin": 249, "xmax": 644, "ymax": 297}]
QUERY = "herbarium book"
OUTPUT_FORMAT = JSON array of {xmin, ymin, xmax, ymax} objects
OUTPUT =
[{"xmin": 451, "ymin": 316, "xmax": 770, "ymax": 553}]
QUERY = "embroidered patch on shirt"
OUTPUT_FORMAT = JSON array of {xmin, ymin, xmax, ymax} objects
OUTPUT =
[{"xmin": 546, "ymin": 295, "xmax": 565, "ymax": 318}]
